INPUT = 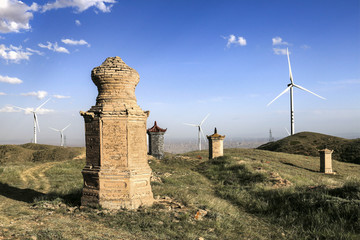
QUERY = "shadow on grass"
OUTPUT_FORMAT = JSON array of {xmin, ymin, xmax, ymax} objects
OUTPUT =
[
  {"xmin": 0, "ymin": 182, "xmax": 82, "ymax": 206},
  {"xmin": 0, "ymin": 182, "xmax": 45, "ymax": 203},
  {"xmin": 280, "ymin": 161, "xmax": 318, "ymax": 173}
]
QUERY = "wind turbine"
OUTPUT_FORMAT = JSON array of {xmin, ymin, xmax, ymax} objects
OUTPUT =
[
  {"xmin": 184, "ymin": 114, "xmax": 210, "ymax": 151},
  {"xmin": 13, "ymin": 98, "xmax": 51, "ymax": 144},
  {"xmin": 285, "ymin": 127, "xmax": 291, "ymax": 136},
  {"xmin": 49, "ymin": 124, "xmax": 71, "ymax": 147},
  {"xmin": 267, "ymin": 48, "xmax": 325, "ymax": 135}
]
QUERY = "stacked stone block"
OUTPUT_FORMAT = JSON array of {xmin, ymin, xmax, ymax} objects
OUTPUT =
[
  {"xmin": 319, "ymin": 148, "xmax": 334, "ymax": 174},
  {"xmin": 80, "ymin": 56, "xmax": 154, "ymax": 209},
  {"xmin": 207, "ymin": 128, "xmax": 225, "ymax": 159},
  {"xmin": 147, "ymin": 121, "xmax": 167, "ymax": 159}
]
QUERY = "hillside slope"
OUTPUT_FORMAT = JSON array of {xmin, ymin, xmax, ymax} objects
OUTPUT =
[
  {"xmin": 0, "ymin": 146, "xmax": 360, "ymax": 239},
  {"xmin": 257, "ymin": 131, "xmax": 360, "ymax": 164},
  {"xmin": 0, "ymin": 143, "xmax": 84, "ymax": 164}
]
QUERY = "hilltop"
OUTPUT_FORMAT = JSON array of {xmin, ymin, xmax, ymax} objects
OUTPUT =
[
  {"xmin": 0, "ymin": 144, "xmax": 360, "ymax": 239},
  {"xmin": 0, "ymin": 143, "xmax": 84, "ymax": 164},
  {"xmin": 257, "ymin": 131, "xmax": 360, "ymax": 164}
]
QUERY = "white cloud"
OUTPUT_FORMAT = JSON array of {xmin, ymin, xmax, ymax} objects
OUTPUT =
[
  {"xmin": 0, "ymin": 105, "xmax": 53, "ymax": 114},
  {"xmin": 273, "ymin": 48, "xmax": 287, "ymax": 55},
  {"xmin": 224, "ymin": 35, "xmax": 247, "ymax": 48},
  {"xmin": 38, "ymin": 42, "xmax": 70, "ymax": 54},
  {"xmin": 26, "ymin": 47, "xmax": 44, "ymax": 55},
  {"xmin": 61, "ymin": 38, "xmax": 90, "ymax": 47},
  {"xmin": 36, "ymin": 108, "xmax": 54, "ymax": 115},
  {"xmin": 0, "ymin": 92, "xmax": 6, "ymax": 95},
  {"xmin": 21, "ymin": 90, "xmax": 48, "ymax": 99},
  {"xmin": 75, "ymin": 19, "xmax": 81, "ymax": 26},
  {"xmin": 42, "ymin": 0, "xmax": 116, "ymax": 13},
  {"xmin": 53, "ymin": 43, "xmax": 69, "ymax": 53},
  {"xmin": 0, "ymin": 0, "xmax": 38, "ymax": 33},
  {"xmin": 0, "ymin": 0, "xmax": 116, "ymax": 33},
  {"xmin": 0, "ymin": 44, "xmax": 34, "ymax": 62},
  {"xmin": 38, "ymin": 42, "xmax": 52, "ymax": 50},
  {"xmin": 272, "ymin": 37, "xmax": 289, "ymax": 46},
  {"xmin": 0, "ymin": 106, "xmax": 21, "ymax": 113},
  {"xmin": 0, "ymin": 74, "xmax": 22, "ymax": 84},
  {"xmin": 53, "ymin": 94, "xmax": 71, "ymax": 99}
]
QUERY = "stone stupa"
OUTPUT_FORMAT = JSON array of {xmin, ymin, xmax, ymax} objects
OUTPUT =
[{"xmin": 80, "ymin": 57, "xmax": 154, "ymax": 209}]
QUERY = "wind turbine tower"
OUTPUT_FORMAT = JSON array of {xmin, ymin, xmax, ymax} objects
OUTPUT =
[
  {"xmin": 13, "ymin": 98, "xmax": 51, "ymax": 144},
  {"xmin": 269, "ymin": 129, "xmax": 274, "ymax": 142},
  {"xmin": 49, "ymin": 124, "xmax": 71, "ymax": 147},
  {"xmin": 184, "ymin": 114, "xmax": 210, "ymax": 151},
  {"xmin": 267, "ymin": 48, "xmax": 325, "ymax": 135}
]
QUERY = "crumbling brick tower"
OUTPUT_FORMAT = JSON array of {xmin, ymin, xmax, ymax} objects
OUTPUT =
[{"xmin": 80, "ymin": 57, "xmax": 154, "ymax": 209}]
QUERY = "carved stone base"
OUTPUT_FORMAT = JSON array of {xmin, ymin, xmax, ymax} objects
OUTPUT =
[{"xmin": 81, "ymin": 166, "xmax": 154, "ymax": 209}]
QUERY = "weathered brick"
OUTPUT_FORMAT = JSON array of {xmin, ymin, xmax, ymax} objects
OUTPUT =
[
  {"xmin": 80, "ymin": 57, "xmax": 154, "ymax": 209},
  {"xmin": 207, "ymin": 128, "xmax": 225, "ymax": 159}
]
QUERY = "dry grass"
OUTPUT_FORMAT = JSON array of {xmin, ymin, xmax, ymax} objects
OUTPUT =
[
  {"xmin": 0, "ymin": 144, "xmax": 359, "ymax": 239},
  {"xmin": 258, "ymin": 131, "xmax": 360, "ymax": 164}
]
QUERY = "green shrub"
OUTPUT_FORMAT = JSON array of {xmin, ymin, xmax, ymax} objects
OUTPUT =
[{"xmin": 340, "ymin": 139, "xmax": 360, "ymax": 164}]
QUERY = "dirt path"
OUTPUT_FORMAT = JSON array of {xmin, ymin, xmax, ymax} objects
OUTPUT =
[
  {"xmin": 20, "ymin": 162, "xmax": 59, "ymax": 193},
  {"xmin": 19, "ymin": 152, "xmax": 85, "ymax": 193}
]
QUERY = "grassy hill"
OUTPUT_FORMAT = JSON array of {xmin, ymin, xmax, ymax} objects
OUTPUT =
[
  {"xmin": 0, "ymin": 143, "xmax": 84, "ymax": 164},
  {"xmin": 257, "ymin": 131, "xmax": 360, "ymax": 164},
  {"xmin": 0, "ymin": 144, "xmax": 359, "ymax": 239}
]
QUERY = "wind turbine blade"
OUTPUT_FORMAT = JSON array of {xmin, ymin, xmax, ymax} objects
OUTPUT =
[
  {"xmin": 200, "ymin": 114, "xmax": 210, "ymax": 126},
  {"xmin": 183, "ymin": 123, "xmax": 198, "ymax": 127},
  {"xmin": 287, "ymin": 48, "xmax": 293, "ymax": 84},
  {"xmin": 49, "ymin": 127, "xmax": 60, "ymax": 132},
  {"xmin": 34, "ymin": 113, "xmax": 40, "ymax": 132},
  {"xmin": 62, "ymin": 124, "xmax": 71, "ymax": 131},
  {"xmin": 293, "ymin": 84, "xmax": 326, "ymax": 100},
  {"xmin": 200, "ymin": 127, "xmax": 207, "ymax": 142},
  {"xmin": 12, "ymin": 105, "xmax": 28, "ymax": 111},
  {"xmin": 35, "ymin": 98, "xmax": 51, "ymax": 111},
  {"xmin": 267, "ymin": 86, "xmax": 291, "ymax": 106}
]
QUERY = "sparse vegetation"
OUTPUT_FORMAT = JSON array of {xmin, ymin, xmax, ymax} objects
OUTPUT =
[
  {"xmin": 0, "ymin": 143, "xmax": 83, "ymax": 164},
  {"xmin": 200, "ymin": 155, "xmax": 360, "ymax": 239},
  {"xmin": 258, "ymin": 131, "xmax": 360, "ymax": 164},
  {"xmin": 0, "ymin": 144, "xmax": 359, "ymax": 239}
]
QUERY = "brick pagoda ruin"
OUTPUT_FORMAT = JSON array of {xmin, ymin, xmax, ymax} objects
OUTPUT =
[
  {"xmin": 147, "ymin": 121, "xmax": 167, "ymax": 159},
  {"xmin": 207, "ymin": 128, "xmax": 225, "ymax": 159},
  {"xmin": 80, "ymin": 56, "xmax": 154, "ymax": 209}
]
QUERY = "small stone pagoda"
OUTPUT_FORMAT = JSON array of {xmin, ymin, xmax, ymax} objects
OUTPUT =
[
  {"xmin": 207, "ymin": 128, "xmax": 225, "ymax": 159},
  {"xmin": 147, "ymin": 121, "xmax": 167, "ymax": 159},
  {"xmin": 80, "ymin": 56, "xmax": 154, "ymax": 209},
  {"xmin": 319, "ymin": 148, "xmax": 334, "ymax": 174}
]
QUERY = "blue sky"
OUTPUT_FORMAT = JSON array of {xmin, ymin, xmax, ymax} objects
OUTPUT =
[{"xmin": 0, "ymin": 0, "xmax": 359, "ymax": 145}]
